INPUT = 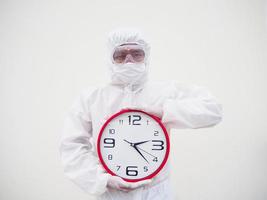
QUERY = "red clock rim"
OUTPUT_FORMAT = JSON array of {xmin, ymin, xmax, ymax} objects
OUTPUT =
[{"xmin": 97, "ymin": 109, "xmax": 170, "ymax": 182}]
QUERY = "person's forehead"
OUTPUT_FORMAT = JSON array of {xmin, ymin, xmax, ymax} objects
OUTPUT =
[
  {"xmin": 119, "ymin": 42, "xmax": 138, "ymax": 46},
  {"xmin": 115, "ymin": 43, "xmax": 143, "ymax": 51}
]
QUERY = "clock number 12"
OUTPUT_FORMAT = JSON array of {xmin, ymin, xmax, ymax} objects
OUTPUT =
[{"xmin": 128, "ymin": 115, "xmax": 141, "ymax": 125}]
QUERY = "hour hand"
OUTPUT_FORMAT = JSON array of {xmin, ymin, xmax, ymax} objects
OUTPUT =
[{"xmin": 133, "ymin": 140, "xmax": 150, "ymax": 147}]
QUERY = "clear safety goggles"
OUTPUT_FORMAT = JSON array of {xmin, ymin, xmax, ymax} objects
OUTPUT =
[{"xmin": 112, "ymin": 44, "xmax": 145, "ymax": 64}]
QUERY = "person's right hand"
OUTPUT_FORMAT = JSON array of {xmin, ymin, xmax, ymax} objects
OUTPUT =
[{"xmin": 107, "ymin": 175, "xmax": 152, "ymax": 192}]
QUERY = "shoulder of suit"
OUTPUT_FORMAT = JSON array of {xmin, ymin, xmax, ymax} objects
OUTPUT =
[
  {"xmin": 78, "ymin": 84, "xmax": 104, "ymax": 101},
  {"xmin": 147, "ymin": 80, "xmax": 207, "ymax": 93}
]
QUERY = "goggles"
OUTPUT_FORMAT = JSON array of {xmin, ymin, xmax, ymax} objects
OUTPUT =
[{"xmin": 112, "ymin": 44, "xmax": 145, "ymax": 64}]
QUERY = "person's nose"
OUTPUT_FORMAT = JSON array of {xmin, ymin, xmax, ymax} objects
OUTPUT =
[{"xmin": 125, "ymin": 54, "xmax": 134, "ymax": 63}]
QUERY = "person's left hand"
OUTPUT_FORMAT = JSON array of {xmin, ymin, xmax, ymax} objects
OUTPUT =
[{"xmin": 121, "ymin": 105, "xmax": 163, "ymax": 119}]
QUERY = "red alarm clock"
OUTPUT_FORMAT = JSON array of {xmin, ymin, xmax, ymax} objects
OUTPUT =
[{"xmin": 97, "ymin": 109, "xmax": 170, "ymax": 182}]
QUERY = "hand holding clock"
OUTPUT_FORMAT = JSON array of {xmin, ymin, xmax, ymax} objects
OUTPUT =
[{"xmin": 107, "ymin": 175, "xmax": 152, "ymax": 192}]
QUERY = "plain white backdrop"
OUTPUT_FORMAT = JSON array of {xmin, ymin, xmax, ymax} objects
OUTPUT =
[{"xmin": 1, "ymin": 0, "xmax": 267, "ymax": 199}]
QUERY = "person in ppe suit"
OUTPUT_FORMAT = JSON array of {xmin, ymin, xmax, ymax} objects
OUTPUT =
[{"xmin": 59, "ymin": 29, "xmax": 223, "ymax": 200}]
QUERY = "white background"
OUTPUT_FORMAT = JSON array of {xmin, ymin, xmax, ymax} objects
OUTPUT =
[{"xmin": 1, "ymin": 0, "xmax": 267, "ymax": 200}]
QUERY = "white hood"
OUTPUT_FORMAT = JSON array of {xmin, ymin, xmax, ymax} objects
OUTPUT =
[{"xmin": 106, "ymin": 29, "xmax": 150, "ymax": 87}]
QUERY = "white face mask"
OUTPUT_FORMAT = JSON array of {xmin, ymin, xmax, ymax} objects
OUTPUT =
[{"xmin": 110, "ymin": 62, "xmax": 148, "ymax": 86}]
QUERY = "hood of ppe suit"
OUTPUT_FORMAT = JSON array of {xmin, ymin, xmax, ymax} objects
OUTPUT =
[{"xmin": 107, "ymin": 29, "xmax": 150, "ymax": 87}]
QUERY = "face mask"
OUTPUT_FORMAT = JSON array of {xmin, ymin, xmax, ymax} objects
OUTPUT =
[{"xmin": 110, "ymin": 62, "xmax": 148, "ymax": 85}]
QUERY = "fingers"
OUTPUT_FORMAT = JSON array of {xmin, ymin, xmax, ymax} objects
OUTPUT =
[
  {"xmin": 128, "ymin": 179, "xmax": 152, "ymax": 189},
  {"xmin": 121, "ymin": 106, "xmax": 163, "ymax": 118},
  {"xmin": 118, "ymin": 186, "xmax": 132, "ymax": 192},
  {"xmin": 121, "ymin": 107, "xmax": 139, "ymax": 111},
  {"xmin": 117, "ymin": 179, "xmax": 133, "ymax": 192},
  {"xmin": 118, "ymin": 179, "xmax": 152, "ymax": 192},
  {"xmin": 109, "ymin": 176, "xmax": 152, "ymax": 192}
]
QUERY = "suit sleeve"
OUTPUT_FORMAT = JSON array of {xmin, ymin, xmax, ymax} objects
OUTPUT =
[
  {"xmin": 59, "ymin": 90, "xmax": 111, "ymax": 195},
  {"xmin": 161, "ymin": 82, "xmax": 223, "ymax": 129}
]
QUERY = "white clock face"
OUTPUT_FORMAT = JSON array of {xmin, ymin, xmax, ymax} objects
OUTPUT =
[{"xmin": 97, "ymin": 109, "xmax": 170, "ymax": 182}]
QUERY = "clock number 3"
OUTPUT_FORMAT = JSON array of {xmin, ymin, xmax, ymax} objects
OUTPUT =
[
  {"xmin": 128, "ymin": 115, "xmax": 141, "ymax": 125},
  {"xmin": 152, "ymin": 140, "xmax": 164, "ymax": 150}
]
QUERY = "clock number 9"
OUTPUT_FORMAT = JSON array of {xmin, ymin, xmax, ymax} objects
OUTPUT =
[
  {"xmin": 104, "ymin": 138, "xmax": 115, "ymax": 148},
  {"xmin": 126, "ymin": 166, "xmax": 138, "ymax": 176},
  {"xmin": 128, "ymin": 115, "xmax": 141, "ymax": 125}
]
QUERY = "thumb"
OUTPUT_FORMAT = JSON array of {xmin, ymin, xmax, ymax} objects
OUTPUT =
[{"xmin": 116, "ymin": 177, "xmax": 132, "ymax": 188}]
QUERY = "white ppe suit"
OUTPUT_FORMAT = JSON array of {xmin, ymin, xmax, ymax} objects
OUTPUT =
[{"xmin": 59, "ymin": 29, "xmax": 223, "ymax": 200}]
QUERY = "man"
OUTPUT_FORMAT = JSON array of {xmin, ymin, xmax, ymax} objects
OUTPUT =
[{"xmin": 59, "ymin": 29, "xmax": 222, "ymax": 200}]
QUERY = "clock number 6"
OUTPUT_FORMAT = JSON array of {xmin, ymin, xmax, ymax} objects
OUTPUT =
[
  {"xmin": 152, "ymin": 140, "xmax": 164, "ymax": 150},
  {"xmin": 126, "ymin": 166, "xmax": 138, "ymax": 176},
  {"xmin": 128, "ymin": 115, "xmax": 141, "ymax": 125},
  {"xmin": 104, "ymin": 138, "xmax": 115, "ymax": 148}
]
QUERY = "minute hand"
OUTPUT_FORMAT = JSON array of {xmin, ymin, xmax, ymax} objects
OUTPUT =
[{"xmin": 133, "ymin": 146, "xmax": 149, "ymax": 163}]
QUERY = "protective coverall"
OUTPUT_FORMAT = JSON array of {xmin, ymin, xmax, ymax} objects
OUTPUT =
[{"xmin": 59, "ymin": 29, "xmax": 223, "ymax": 200}]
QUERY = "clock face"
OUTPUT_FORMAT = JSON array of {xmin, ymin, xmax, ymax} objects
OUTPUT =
[{"xmin": 97, "ymin": 109, "xmax": 170, "ymax": 182}]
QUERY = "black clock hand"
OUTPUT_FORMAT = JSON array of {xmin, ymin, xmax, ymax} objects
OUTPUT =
[
  {"xmin": 136, "ymin": 146, "xmax": 157, "ymax": 158},
  {"xmin": 133, "ymin": 146, "xmax": 149, "ymax": 164},
  {"xmin": 123, "ymin": 139, "xmax": 134, "ymax": 146},
  {"xmin": 123, "ymin": 139, "xmax": 149, "ymax": 163},
  {"xmin": 124, "ymin": 139, "xmax": 150, "ymax": 147},
  {"xmin": 133, "ymin": 140, "xmax": 150, "ymax": 147}
]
